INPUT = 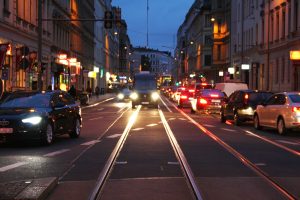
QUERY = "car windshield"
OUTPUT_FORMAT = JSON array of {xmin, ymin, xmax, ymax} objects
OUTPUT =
[
  {"xmin": 289, "ymin": 94, "xmax": 300, "ymax": 103},
  {"xmin": 0, "ymin": 93, "xmax": 51, "ymax": 108},
  {"xmin": 249, "ymin": 92, "xmax": 273, "ymax": 103},
  {"xmin": 196, "ymin": 84, "xmax": 213, "ymax": 90},
  {"xmin": 201, "ymin": 90, "xmax": 224, "ymax": 98},
  {"xmin": 134, "ymin": 79, "xmax": 156, "ymax": 90}
]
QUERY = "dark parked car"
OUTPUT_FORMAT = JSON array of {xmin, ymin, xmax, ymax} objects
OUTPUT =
[
  {"xmin": 190, "ymin": 89, "xmax": 226, "ymax": 114},
  {"xmin": 220, "ymin": 90, "xmax": 273, "ymax": 125},
  {"xmin": 0, "ymin": 90, "xmax": 82, "ymax": 145}
]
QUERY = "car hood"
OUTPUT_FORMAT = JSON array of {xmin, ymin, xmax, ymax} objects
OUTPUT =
[
  {"xmin": 0, "ymin": 107, "xmax": 49, "ymax": 116},
  {"xmin": 134, "ymin": 89, "xmax": 157, "ymax": 94}
]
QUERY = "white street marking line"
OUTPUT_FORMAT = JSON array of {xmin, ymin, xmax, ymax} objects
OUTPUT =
[
  {"xmin": 203, "ymin": 124, "xmax": 216, "ymax": 127},
  {"xmin": 106, "ymin": 134, "xmax": 122, "ymax": 139},
  {"xmin": 158, "ymin": 121, "xmax": 163, "ymax": 124},
  {"xmin": 179, "ymin": 118, "xmax": 186, "ymax": 121},
  {"xmin": 159, "ymin": 96, "xmax": 172, "ymax": 112},
  {"xmin": 97, "ymin": 108, "xmax": 104, "ymax": 111},
  {"xmin": 221, "ymin": 128, "xmax": 236, "ymax": 132},
  {"xmin": 0, "ymin": 162, "xmax": 28, "ymax": 172},
  {"xmin": 44, "ymin": 149, "xmax": 70, "ymax": 157},
  {"xmin": 115, "ymin": 161, "xmax": 128, "ymax": 165},
  {"xmin": 147, "ymin": 123, "xmax": 158, "ymax": 127},
  {"xmin": 277, "ymin": 140, "xmax": 300, "ymax": 146},
  {"xmin": 255, "ymin": 163, "xmax": 266, "ymax": 166},
  {"xmin": 168, "ymin": 118, "xmax": 176, "ymax": 121},
  {"xmin": 117, "ymin": 106, "xmax": 128, "ymax": 113},
  {"xmin": 132, "ymin": 128, "xmax": 144, "ymax": 131},
  {"xmin": 81, "ymin": 140, "xmax": 101, "ymax": 146},
  {"xmin": 89, "ymin": 116, "xmax": 103, "ymax": 121},
  {"xmin": 167, "ymin": 162, "xmax": 179, "ymax": 165}
]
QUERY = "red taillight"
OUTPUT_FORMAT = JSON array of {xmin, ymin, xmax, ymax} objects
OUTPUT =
[
  {"xmin": 244, "ymin": 94, "xmax": 249, "ymax": 105},
  {"xmin": 199, "ymin": 98, "xmax": 208, "ymax": 104},
  {"xmin": 201, "ymin": 83, "xmax": 207, "ymax": 86},
  {"xmin": 210, "ymin": 94, "xmax": 219, "ymax": 98},
  {"xmin": 180, "ymin": 95, "xmax": 188, "ymax": 99},
  {"xmin": 292, "ymin": 107, "xmax": 300, "ymax": 113}
]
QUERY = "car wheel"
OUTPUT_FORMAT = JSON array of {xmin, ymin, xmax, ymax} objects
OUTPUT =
[
  {"xmin": 234, "ymin": 112, "xmax": 241, "ymax": 126},
  {"xmin": 220, "ymin": 111, "xmax": 226, "ymax": 123},
  {"xmin": 253, "ymin": 114, "xmax": 262, "ymax": 130},
  {"xmin": 277, "ymin": 118, "xmax": 287, "ymax": 135},
  {"xmin": 42, "ymin": 124, "xmax": 54, "ymax": 145},
  {"xmin": 70, "ymin": 118, "xmax": 81, "ymax": 138}
]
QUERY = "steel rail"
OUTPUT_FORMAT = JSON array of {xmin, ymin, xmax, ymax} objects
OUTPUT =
[
  {"xmin": 171, "ymin": 103, "xmax": 297, "ymax": 200},
  {"xmin": 89, "ymin": 106, "xmax": 141, "ymax": 200},
  {"xmin": 158, "ymin": 108, "xmax": 204, "ymax": 200}
]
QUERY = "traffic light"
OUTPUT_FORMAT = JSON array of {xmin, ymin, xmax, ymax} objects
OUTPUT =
[
  {"xmin": 104, "ymin": 11, "xmax": 113, "ymax": 29},
  {"xmin": 114, "ymin": 7, "xmax": 122, "ymax": 27}
]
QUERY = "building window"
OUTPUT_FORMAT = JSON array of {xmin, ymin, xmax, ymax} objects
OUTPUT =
[
  {"xmin": 217, "ymin": 45, "xmax": 221, "ymax": 61},
  {"xmin": 282, "ymin": 9, "xmax": 286, "ymax": 39},
  {"xmin": 276, "ymin": 59, "xmax": 279, "ymax": 84},
  {"xmin": 204, "ymin": 55, "xmax": 211, "ymax": 66},
  {"xmin": 295, "ymin": 1, "xmax": 298, "ymax": 31},
  {"xmin": 281, "ymin": 57, "xmax": 285, "ymax": 83},
  {"xmin": 261, "ymin": 18, "xmax": 264, "ymax": 45},
  {"xmin": 270, "ymin": 13, "xmax": 274, "ymax": 42},
  {"xmin": 276, "ymin": 12, "xmax": 279, "ymax": 41}
]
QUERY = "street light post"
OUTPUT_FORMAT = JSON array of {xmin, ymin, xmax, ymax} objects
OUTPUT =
[{"xmin": 37, "ymin": 0, "xmax": 43, "ymax": 91}]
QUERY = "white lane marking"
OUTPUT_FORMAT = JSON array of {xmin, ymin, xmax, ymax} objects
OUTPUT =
[
  {"xmin": 276, "ymin": 140, "xmax": 300, "ymax": 146},
  {"xmin": 158, "ymin": 121, "xmax": 163, "ymax": 124},
  {"xmin": 167, "ymin": 161, "xmax": 179, "ymax": 165},
  {"xmin": 179, "ymin": 118, "xmax": 186, "ymax": 121},
  {"xmin": 168, "ymin": 118, "xmax": 176, "ymax": 121},
  {"xmin": 97, "ymin": 108, "xmax": 104, "ymax": 111},
  {"xmin": 117, "ymin": 106, "xmax": 128, "ymax": 113},
  {"xmin": 147, "ymin": 123, "xmax": 158, "ymax": 127},
  {"xmin": 131, "ymin": 128, "xmax": 144, "ymax": 131},
  {"xmin": 115, "ymin": 161, "xmax": 128, "ymax": 165},
  {"xmin": 89, "ymin": 116, "xmax": 103, "ymax": 121},
  {"xmin": 106, "ymin": 134, "xmax": 122, "ymax": 139},
  {"xmin": 203, "ymin": 124, "xmax": 216, "ymax": 128},
  {"xmin": 255, "ymin": 163, "xmax": 266, "ymax": 166},
  {"xmin": 43, "ymin": 149, "xmax": 70, "ymax": 157},
  {"xmin": 0, "ymin": 162, "xmax": 28, "ymax": 172},
  {"xmin": 159, "ymin": 96, "xmax": 172, "ymax": 113},
  {"xmin": 81, "ymin": 140, "xmax": 101, "ymax": 146},
  {"xmin": 221, "ymin": 128, "xmax": 236, "ymax": 132}
]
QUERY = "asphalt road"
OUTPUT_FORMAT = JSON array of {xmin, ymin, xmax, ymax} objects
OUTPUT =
[{"xmin": 0, "ymin": 95, "xmax": 299, "ymax": 200}]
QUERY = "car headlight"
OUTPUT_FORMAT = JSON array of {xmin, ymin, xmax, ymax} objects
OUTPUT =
[
  {"xmin": 22, "ymin": 116, "xmax": 42, "ymax": 125},
  {"xmin": 151, "ymin": 92, "xmax": 159, "ymax": 101},
  {"xmin": 130, "ymin": 92, "xmax": 138, "ymax": 100},
  {"xmin": 117, "ymin": 93, "xmax": 125, "ymax": 99}
]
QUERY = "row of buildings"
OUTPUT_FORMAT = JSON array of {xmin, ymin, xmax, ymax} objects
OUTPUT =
[{"xmin": 176, "ymin": 0, "xmax": 300, "ymax": 92}]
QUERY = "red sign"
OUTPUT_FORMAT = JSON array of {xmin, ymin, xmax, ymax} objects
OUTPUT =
[{"xmin": 0, "ymin": 43, "xmax": 9, "ymax": 67}]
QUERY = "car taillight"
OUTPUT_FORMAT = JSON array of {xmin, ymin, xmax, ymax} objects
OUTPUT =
[
  {"xmin": 292, "ymin": 107, "xmax": 300, "ymax": 113},
  {"xmin": 180, "ymin": 95, "xmax": 188, "ymax": 99},
  {"xmin": 244, "ymin": 94, "xmax": 249, "ymax": 105},
  {"xmin": 189, "ymin": 89, "xmax": 195, "ymax": 93},
  {"xmin": 199, "ymin": 98, "xmax": 208, "ymax": 104}
]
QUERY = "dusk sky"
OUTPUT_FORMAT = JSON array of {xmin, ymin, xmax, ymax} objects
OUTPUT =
[{"xmin": 112, "ymin": 0, "xmax": 194, "ymax": 54}]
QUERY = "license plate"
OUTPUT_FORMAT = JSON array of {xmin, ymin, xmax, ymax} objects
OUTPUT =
[
  {"xmin": 211, "ymin": 99, "xmax": 221, "ymax": 103},
  {"xmin": 0, "ymin": 128, "xmax": 13, "ymax": 134},
  {"xmin": 141, "ymin": 102, "xmax": 150, "ymax": 104}
]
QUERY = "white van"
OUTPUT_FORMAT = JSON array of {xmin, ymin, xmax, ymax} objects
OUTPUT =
[{"xmin": 214, "ymin": 82, "xmax": 248, "ymax": 96}]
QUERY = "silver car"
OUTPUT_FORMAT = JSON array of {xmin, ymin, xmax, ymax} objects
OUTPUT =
[{"xmin": 254, "ymin": 92, "xmax": 300, "ymax": 135}]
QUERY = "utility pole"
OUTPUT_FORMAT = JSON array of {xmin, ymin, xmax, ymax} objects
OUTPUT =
[
  {"xmin": 147, "ymin": 0, "xmax": 149, "ymax": 47},
  {"xmin": 37, "ymin": 0, "xmax": 43, "ymax": 91}
]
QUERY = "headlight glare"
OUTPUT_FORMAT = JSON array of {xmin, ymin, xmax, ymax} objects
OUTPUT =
[
  {"xmin": 151, "ymin": 92, "xmax": 159, "ymax": 101},
  {"xmin": 22, "ymin": 116, "xmax": 42, "ymax": 125},
  {"xmin": 117, "ymin": 93, "xmax": 124, "ymax": 99},
  {"xmin": 130, "ymin": 92, "xmax": 138, "ymax": 100}
]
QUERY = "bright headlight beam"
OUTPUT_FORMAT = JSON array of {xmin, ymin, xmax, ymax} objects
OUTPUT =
[
  {"xmin": 151, "ymin": 92, "xmax": 159, "ymax": 101},
  {"xmin": 130, "ymin": 92, "xmax": 138, "ymax": 100},
  {"xmin": 22, "ymin": 116, "xmax": 42, "ymax": 125}
]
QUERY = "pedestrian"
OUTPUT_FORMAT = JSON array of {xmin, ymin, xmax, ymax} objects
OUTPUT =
[
  {"xmin": 86, "ymin": 86, "xmax": 92, "ymax": 98},
  {"xmin": 95, "ymin": 86, "xmax": 100, "ymax": 98},
  {"xmin": 68, "ymin": 85, "xmax": 77, "ymax": 99}
]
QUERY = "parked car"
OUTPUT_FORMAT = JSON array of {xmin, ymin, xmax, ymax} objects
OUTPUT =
[
  {"xmin": 220, "ymin": 90, "xmax": 273, "ymax": 125},
  {"xmin": 190, "ymin": 89, "xmax": 226, "ymax": 114},
  {"xmin": 254, "ymin": 92, "xmax": 300, "ymax": 135},
  {"xmin": 215, "ymin": 82, "xmax": 248, "ymax": 97},
  {"xmin": 0, "ymin": 90, "xmax": 82, "ymax": 145}
]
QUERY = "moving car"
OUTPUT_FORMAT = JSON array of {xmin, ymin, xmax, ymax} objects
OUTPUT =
[
  {"xmin": 220, "ymin": 90, "xmax": 273, "ymax": 125},
  {"xmin": 215, "ymin": 82, "xmax": 248, "ymax": 96},
  {"xmin": 190, "ymin": 89, "xmax": 225, "ymax": 114},
  {"xmin": 117, "ymin": 87, "xmax": 131, "ymax": 101},
  {"xmin": 131, "ymin": 72, "xmax": 159, "ymax": 108},
  {"xmin": 254, "ymin": 92, "xmax": 300, "ymax": 135},
  {"xmin": 0, "ymin": 90, "xmax": 82, "ymax": 145},
  {"xmin": 177, "ymin": 90, "xmax": 193, "ymax": 108}
]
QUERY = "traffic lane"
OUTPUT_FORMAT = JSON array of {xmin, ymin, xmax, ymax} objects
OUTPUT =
[
  {"xmin": 164, "ymin": 111, "xmax": 285, "ymax": 199},
  {"xmin": 0, "ymin": 101, "xmax": 131, "ymax": 183},
  {"xmin": 188, "ymin": 112, "xmax": 300, "ymax": 198},
  {"xmin": 100, "ymin": 106, "xmax": 194, "ymax": 200}
]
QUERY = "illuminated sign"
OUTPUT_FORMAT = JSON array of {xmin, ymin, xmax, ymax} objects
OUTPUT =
[
  {"xmin": 228, "ymin": 67, "xmax": 234, "ymax": 74},
  {"xmin": 290, "ymin": 51, "xmax": 300, "ymax": 60},
  {"xmin": 241, "ymin": 64, "xmax": 250, "ymax": 70},
  {"xmin": 219, "ymin": 71, "xmax": 224, "ymax": 76},
  {"xmin": 88, "ymin": 71, "xmax": 96, "ymax": 78},
  {"xmin": 93, "ymin": 66, "xmax": 99, "ymax": 73}
]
